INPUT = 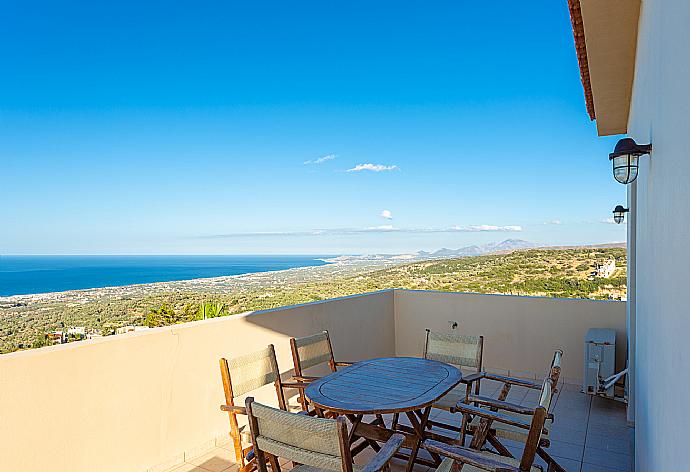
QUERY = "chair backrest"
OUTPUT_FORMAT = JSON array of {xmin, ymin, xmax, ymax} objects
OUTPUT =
[
  {"xmin": 290, "ymin": 330, "xmax": 336, "ymax": 376},
  {"xmin": 519, "ymin": 378, "xmax": 553, "ymax": 471},
  {"xmin": 423, "ymin": 329, "xmax": 484, "ymax": 372},
  {"xmin": 219, "ymin": 345, "xmax": 288, "ymax": 467},
  {"xmin": 220, "ymin": 345, "xmax": 286, "ymax": 408},
  {"xmin": 246, "ymin": 398, "xmax": 352, "ymax": 472}
]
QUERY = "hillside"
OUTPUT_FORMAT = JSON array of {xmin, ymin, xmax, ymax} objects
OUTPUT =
[{"xmin": 0, "ymin": 247, "xmax": 626, "ymax": 354}]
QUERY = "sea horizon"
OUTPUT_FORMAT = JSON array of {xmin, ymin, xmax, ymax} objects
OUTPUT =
[{"xmin": 0, "ymin": 254, "xmax": 334, "ymax": 297}]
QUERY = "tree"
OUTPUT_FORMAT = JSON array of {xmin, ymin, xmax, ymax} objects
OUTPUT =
[
  {"xmin": 32, "ymin": 334, "xmax": 48, "ymax": 349},
  {"xmin": 145, "ymin": 304, "xmax": 179, "ymax": 327},
  {"xmin": 196, "ymin": 301, "xmax": 227, "ymax": 320}
]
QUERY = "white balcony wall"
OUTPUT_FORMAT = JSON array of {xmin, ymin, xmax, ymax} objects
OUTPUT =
[
  {"xmin": 627, "ymin": 0, "xmax": 690, "ymax": 469},
  {"xmin": 0, "ymin": 291, "xmax": 395, "ymax": 472},
  {"xmin": 394, "ymin": 290, "xmax": 626, "ymax": 384}
]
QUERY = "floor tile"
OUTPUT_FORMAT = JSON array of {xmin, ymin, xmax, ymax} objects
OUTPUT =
[
  {"xmin": 586, "ymin": 422, "xmax": 631, "ymax": 438},
  {"xmin": 168, "ymin": 463, "xmax": 210, "ymax": 472},
  {"xmin": 583, "ymin": 447, "xmax": 632, "ymax": 471},
  {"xmin": 506, "ymin": 446, "xmax": 581, "ymax": 472},
  {"xmin": 546, "ymin": 457, "xmax": 581, "ymax": 472},
  {"xmin": 548, "ymin": 439, "xmax": 585, "ymax": 461},
  {"xmin": 187, "ymin": 447, "xmax": 235, "ymax": 472},
  {"xmin": 581, "ymin": 464, "xmax": 622, "ymax": 472},
  {"xmin": 550, "ymin": 425, "xmax": 587, "ymax": 445},
  {"xmin": 555, "ymin": 414, "xmax": 591, "ymax": 429},
  {"xmin": 585, "ymin": 432, "xmax": 631, "ymax": 456},
  {"xmin": 561, "ymin": 382, "xmax": 584, "ymax": 393}
]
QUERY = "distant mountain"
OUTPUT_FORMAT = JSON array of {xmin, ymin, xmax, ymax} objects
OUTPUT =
[
  {"xmin": 337, "ymin": 240, "xmax": 622, "ymax": 264},
  {"xmin": 422, "ymin": 239, "xmax": 538, "ymax": 259}
]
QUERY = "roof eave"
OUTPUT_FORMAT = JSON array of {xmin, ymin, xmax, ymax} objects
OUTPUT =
[
  {"xmin": 567, "ymin": 0, "xmax": 595, "ymax": 121},
  {"xmin": 567, "ymin": 0, "xmax": 641, "ymax": 136}
]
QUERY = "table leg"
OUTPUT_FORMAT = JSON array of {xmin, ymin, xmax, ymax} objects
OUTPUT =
[
  {"xmin": 404, "ymin": 406, "xmax": 432, "ymax": 472},
  {"xmin": 346, "ymin": 414, "xmax": 381, "ymax": 454},
  {"xmin": 392, "ymin": 412, "xmax": 400, "ymax": 430},
  {"xmin": 346, "ymin": 414, "xmax": 364, "ymax": 445}
]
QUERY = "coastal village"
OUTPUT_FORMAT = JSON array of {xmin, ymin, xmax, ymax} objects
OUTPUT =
[{"xmin": 43, "ymin": 325, "xmax": 151, "ymax": 346}]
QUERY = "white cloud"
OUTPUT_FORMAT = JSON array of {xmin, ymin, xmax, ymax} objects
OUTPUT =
[
  {"xmin": 347, "ymin": 163, "xmax": 399, "ymax": 172},
  {"xmin": 601, "ymin": 217, "xmax": 617, "ymax": 224},
  {"xmin": 204, "ymin": 223, "xmax": 523, "ymax": 238},
  {"xmin": 450, "ymin": 225, "xmax": 523, "ymax": 232},
  {"xmin": 544, "ymin": 219, "xmax": 562, "ymax": 225},
  {"xmin": 381, "ymin": 210, "xmax": 393, "ymax": 220},
  {"xmin": 304, "ymin": 154, "xmax": 336, "ymax": 165},
  {"xmin": 365, "ymin": 225, "xmax": 395, "ymax": 231}
]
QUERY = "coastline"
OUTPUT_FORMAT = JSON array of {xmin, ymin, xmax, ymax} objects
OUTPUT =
[{"xmin": 0, "ymin": 256, "xmax": 395, "ymax": 308}]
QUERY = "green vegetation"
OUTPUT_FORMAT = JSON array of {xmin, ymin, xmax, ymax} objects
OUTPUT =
[
  {"xmin": 196, "ymin": 301, "xmax": 228, "ymax": 320},
  {"xmin": 0, "ymin": 247, "xmax": 626, "ymax": 354}
]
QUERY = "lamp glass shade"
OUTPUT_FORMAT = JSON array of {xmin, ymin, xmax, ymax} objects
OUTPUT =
[
  {"xmin": 612, "ymin": 154, "xmax": 639, "ymax": 184},
  {"xmin": 613, "ymin": 213, "xmax": 625, "ymax": 224}
]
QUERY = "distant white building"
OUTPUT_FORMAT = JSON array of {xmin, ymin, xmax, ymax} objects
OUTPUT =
[
  {"xmin": 67, "ymin": 327, "xmax": 86, "ymax": 337},
  {"xmin": 592, "ymin": 259, "xmax": 616, "ymax": 278}
]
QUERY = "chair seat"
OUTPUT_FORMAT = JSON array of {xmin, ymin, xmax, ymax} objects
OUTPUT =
[
  {"xmin": 436, "ymin": 450, "xmax": 543, "ymax": 472},
  {"xmin": 293, "ymin": 464, "xmax": 364, "ymax": 472},
  {"xmin": 433, "ymin": 385, "xmax": 465, "ymax": 411},
  {"xmin": 469, "ymin": 412, "xmax": 552, "ymax": 443}
]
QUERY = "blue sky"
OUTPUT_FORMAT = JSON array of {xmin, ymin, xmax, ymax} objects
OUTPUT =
[{"xmin": 0, "ymin": 1, "xmax": 626, "ymax": 255}]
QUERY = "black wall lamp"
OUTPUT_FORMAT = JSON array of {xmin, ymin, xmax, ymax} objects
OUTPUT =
[
  {"xmin": 613, "ymin": 205, "xmax": 629, "ymax": 224},
  {"xmin": 609, "ymin": 137, "xmax": 652, "ymax": 184}
]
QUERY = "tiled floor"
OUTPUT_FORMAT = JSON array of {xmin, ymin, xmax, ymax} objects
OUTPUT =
[{"xmin": 165, "ymin": 380, "xmax": 632, "ymax": 472}]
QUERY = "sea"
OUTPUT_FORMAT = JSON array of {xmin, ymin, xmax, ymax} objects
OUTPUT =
[{"xmin": 0, "ymin": 255, "xmax": 331, "ymax": 297}]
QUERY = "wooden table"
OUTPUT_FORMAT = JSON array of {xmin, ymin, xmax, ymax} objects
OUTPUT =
[{"xmin": 305, "ymin": 357, "xmax": 462, "ymax": 472}]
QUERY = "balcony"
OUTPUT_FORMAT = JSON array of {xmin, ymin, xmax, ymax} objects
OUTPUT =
[{"xmin": 0, "ymin": 289, "xmax": 630, "ymax": 472}]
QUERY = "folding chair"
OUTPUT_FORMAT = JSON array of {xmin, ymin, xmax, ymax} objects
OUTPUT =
[
  {"xmin": 420, "ymin": 329, "xmax": 485, "ymax": 434},
  {"xmin": 290, "ymin": 330, "xmax": 352, "ymax": 411},
  {"xmin": 425, "ymin": 377, "xmax": 555, "ymax": 472},
  {"xmin": 219, "ymin": 345, "xmax": 309, "ymax": 472},
  {"xmin": 245, "ymin": 397, "xmax": 405, "ymax": 472}
]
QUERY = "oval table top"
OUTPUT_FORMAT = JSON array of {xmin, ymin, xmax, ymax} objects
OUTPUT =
[{"xmin": 305, "ymin": 357, "xmax": 462, "ymax": 415}]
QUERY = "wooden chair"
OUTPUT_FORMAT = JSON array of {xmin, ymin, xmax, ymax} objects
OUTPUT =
[
  {"xmin": 424, "ymin": 377, "xmax": 555, "ymax": 472},
  {"xmin": 421, "ymin": 329, "xmax": 485, "ymax": 434},
  {"xmin": 245, "ymin": 397, "xmax": 405, "ymax": 472},
  {"xmin": 469, "ymin": 350, "xmax": 563, "ymax": 408},
  {"xmin": 219, "ymin": 345, "xmax": 309, "ymax": 472},
  {"xmin": 460, "ymin": 351, "xmax": 564, "ymax": 471},
  {"xmin": 290, "ymin": 330, "xmax": 352, "ymax": 411}
]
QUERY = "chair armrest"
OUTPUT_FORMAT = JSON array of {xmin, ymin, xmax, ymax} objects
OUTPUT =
[
  {"xmin": 360, "ymin": 434, "xmax": 405, "ymax": 472},
  {"xmin": 424, "ymin": 440, "xmax": 519, "ymax": 472},
  {"xmin": 460, "ymin": 372, "xmax": 485, "ymax": 384},
  {"xmin": 453, "ymin": 404, "xmax": 532, "ymax": 431},
  {"xmin": 335, "ymin": 361, "xmax": 354, "ymax": 367},
  {"xmin": 467, "ymin": 395, "xmax": 536, "ymax": 416},
  {"xmin": 281, "ymin": 381, "xmax": 312, "ymax": 390},
  {"xmin": 220, "ymin": 404, "xmax": 247, "ymax": 414},
  {"xmin": 291, "ymin": 375, "xmax": 321, "ymax": 383},
  {"xmin": 482, "ymin": 373, "xmax": 541, "ymax": 390}
]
